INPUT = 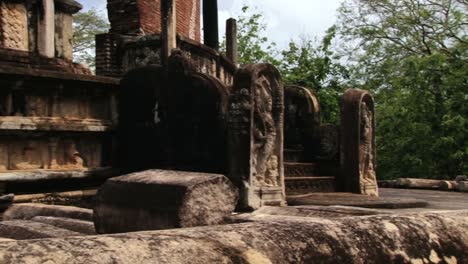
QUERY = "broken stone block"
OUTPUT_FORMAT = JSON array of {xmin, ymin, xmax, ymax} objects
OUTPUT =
[
  {"xmin": 0, "ymin": 220, "xmax": 82, "ymax": 240},
  {"xmin": 2, "ymin": 203, "xmax": 93, "ymax": 221},
  {"xmin": 31, "ymin": 216, "xmax": 95, "ymax": 235},
  {"xmin": 94, "ymin": 169, "xmax": 238, "ymax": 234}
]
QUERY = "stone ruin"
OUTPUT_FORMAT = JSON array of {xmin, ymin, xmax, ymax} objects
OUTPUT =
[
  {"xmin": 0, "ymin": 0, "xmax": 380, "ymax": 209},
  {"xmin": 0, "ymin": 0, "xmax": 466, "ymax": 263},
  {"xmin": 0, "ymin": 0, "xmax": 119, "ymax": 197}
]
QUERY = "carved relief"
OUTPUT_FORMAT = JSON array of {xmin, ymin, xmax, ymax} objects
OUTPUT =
[
  {"xmin": 0, "ymin": 2, "xmax": 29, "ymax": 51},
  {"xmin": 60, "ymin": 141, "xmax": 85, "ymax": 169},
  {"xmin": 252, "ymin": 76, "xmax": 278, "ymax": 187},
  {"xmin": 359, "ymin": 102, "xmax": 378, "ymax": 196},
  {"xmin": 10, "ymin": 141, "xmax": 44, "ymax": 170},
  {"xmin": 228, "ymin": 63, "xmax": 285, "ymax": 209},
  {"xmin": 340, "ymin": 89, "xmax": 378, "ymax": 197},
  {"xmin": 0, "ymin": 137, "xmax": 106, "ymax": 172}
]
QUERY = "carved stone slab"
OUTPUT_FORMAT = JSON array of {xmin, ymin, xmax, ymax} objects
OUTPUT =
[
  {"xmin": 228, "ymin": 63, "xmax": 286, "ymax": 210},
  {"xmin": 0, "ymin": 2, "xmax": 29, "ymax": 51},
  {"xmin": 340, "ymin": 89, "xmax": 378, "ymax": 196}
]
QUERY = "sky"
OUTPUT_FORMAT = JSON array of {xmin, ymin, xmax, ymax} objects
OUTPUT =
[{"xmin": 80, "ymin": 0, "xmax": 343, "ymax": 48}]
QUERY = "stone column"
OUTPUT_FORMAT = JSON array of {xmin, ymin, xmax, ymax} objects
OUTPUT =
[
  {"xmin": 203, "ymin": 0, "xmax": 219, "ymax": 50},
  {"xmin": 161, "ymin": 0, "xmax": 177, "ymax": 69},
  {"xmin": 228, "ymin": 63, "xmax": 285, "ymax": 211},
  {"xmin": 0, "ymin": 143, "xmax": 8, "ymax": 171},
  {"xmin": 38, "ymin": 0, "xmax": 55, "ymax": 58},
  {"xmin": 48, "ymin": 137, "xmax": 59, "ymax": 169},
  {"xmin": 226, "ymin": 18, "xmax": 238, "ymax": 65}
]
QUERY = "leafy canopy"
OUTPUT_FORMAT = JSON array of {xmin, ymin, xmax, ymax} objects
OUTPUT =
[{"xmin": 73, "ymin": 8, "xmax": 109, "ymax": 69}]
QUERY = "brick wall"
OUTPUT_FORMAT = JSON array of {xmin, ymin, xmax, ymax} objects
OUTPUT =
[{"xmin": 107, "ymin": 0, "xmax": 200, "ymax": 42}]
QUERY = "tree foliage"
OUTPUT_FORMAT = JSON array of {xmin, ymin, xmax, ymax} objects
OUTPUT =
[
  {"xmin": 228, "ymin": 6, "xmax": 279, "ymax": 66},
  {"xmin": 73, "ymin": 8, "xmax": 109, "ymax": 68},
  {"xmin": 278, "ymin": 27, "xmax": 349, "ymax": 124},
  {"xmin": 229, "ymin": 6, "xmax": 347, "ymax": 124},
  {"xmin": 338, "ymin": 0, "xmax": 468, "ymax": 179}
]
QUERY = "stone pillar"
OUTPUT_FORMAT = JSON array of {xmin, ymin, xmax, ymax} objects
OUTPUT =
[
  {"xmin": 340, "ymin": 89, "xmax": 378, "ymax": 196},
  {"xmin": 203, "ymin": 0, "xmax": 219, "ymax": 50},
  {"xmin": 225, "ymin": 18, "xmax": 237, "ymax": 65},
  {"xmin": 48, "ymin": 137, "xmax": 59, "ymax": 169},
  {"xmin": 228, "ymin": 63, "xmax": 285, "ymax": 210},
  {"xmin": 38, "ymin": 0, "xmax": 55, "ymax": 58},
  {"xmin": 54, "ymin": 0, "xmax": 82, "ymax": 60},
  {"xmin": 0, "ymin": 143, "xmax": 8, "ymax": 171},
  {"xmin": 161, "ymin": 0, "xmax": 177, "ymax": 69}
]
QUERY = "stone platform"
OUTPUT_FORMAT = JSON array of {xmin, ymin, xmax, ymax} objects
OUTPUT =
[{"xmin": 287, "ymin": 188, "xmax": 468, "ymax": 211}]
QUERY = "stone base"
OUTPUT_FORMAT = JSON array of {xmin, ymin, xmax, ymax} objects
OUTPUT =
[{"xmin": 254, "ymin": 187, "xmax": 286, "ymax": 207}]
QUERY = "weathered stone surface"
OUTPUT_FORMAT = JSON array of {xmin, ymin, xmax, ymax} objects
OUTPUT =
[
  {"xmin": 0, "ymin": 211, "xmax": 466, "ymax": 263},
  {"xmin": 38, "ymin": 0, "xmax": 55, "ymax": 58},
  {"xmin": 228, "ymin": 63, "xmax": 286, "ymax": 210},
  {"xmin": 31, "ymin": 216, "xmax": 95, "ymax": 235},
  {"xmin": 3, "ymin": 203, "xmax": 93, "ymax": 221},
  {"xmin": 459, "ymin": 181, "xmax": 468, "ymax": 192},
  {"xmin": 55, "ymin": 13, "xmax": 74, "ymax": 60},
  {"xmin": 0, "ymin": 194, "xmax": 13, "ymax": 213},
  {"xmin": 231, "ymin": 205, "xmax": 389, "ymax": 222},
  {"xmin": 439, "ymin": 180, "xmax": 459, "ymax": 191},
  {"xmin": 456, "ymin": 175, "xmax": 467, "ymax": 182},
  {"xmin": 380, "ymin": 188, "xmax": 468, "ymax": 211},
  {"xmin": 0, "ymin": 220, "xmax": 82, "ymax": 240},
  {"xmin": 287, "ymin": 192, "xmax": 428, "ymax": 209},
  {"xmin": 94, "ymin": 169, "xmax": 238, "ymax": 234},
  {"xmin": 396, "ymin": 178, "xmax": 442, "ymax": 189},
  {"xmin": 340, "ymin": 89, "xmax": 378, "ymax": 196}
]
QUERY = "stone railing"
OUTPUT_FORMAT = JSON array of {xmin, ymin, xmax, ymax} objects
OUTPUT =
[{"xmin": 96, "ymin": 33, "xmax": 236, "ymax": 85}]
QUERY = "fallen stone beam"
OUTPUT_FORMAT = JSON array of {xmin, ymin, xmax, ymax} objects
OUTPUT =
[
  {"xmin": 396, "ymin": 178, "xmax": 443, "ymax": 190},
  {"xmin": 439, "ymin": 180, "xmax": 459, "ymax": 191},
  {"xmin": 3, "ymin": 203, "xmax": 93, "ymax": 221},
  {"xmin": 31, "ymin": 216, "xmax": 96, "ymax": 235},
  {"xmin": 0, "ymin": 211, "xmax": 466, "ymax": 263},
  {"xmin": 13, "ymin": 189, "xmax": 97, "ymax": 204},
  {"xmin": 94, "ymin": 169, "xmax": 238, "ymax": 234},
  {"xmin": 0, "ymin": 168, "xmax": 115, "ymax": 182},
  {"xmin": 0, "ymin": 220, "xmax": 82, "ymax": 240}
]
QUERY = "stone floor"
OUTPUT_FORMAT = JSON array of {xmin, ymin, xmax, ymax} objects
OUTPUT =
[
  {"xmin": 379, "ymin": 188, "xmax": 468, "ymax": 211},
  {"xmin": 287, "ymin": 188, "xmax": 468, "ymax": 212}
]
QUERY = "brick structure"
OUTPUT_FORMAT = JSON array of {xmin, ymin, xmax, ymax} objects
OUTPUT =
[{"xmin": 107, "ymin": 0, "xmax": 201, "ymax": 41}]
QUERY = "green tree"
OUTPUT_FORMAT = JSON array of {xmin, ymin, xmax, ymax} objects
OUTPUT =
[
  {"xmin": 224, "ymin": 6, "xmax": 348, "ymax": 123},
  {"xmin": 279, "ymin": 27, "xmax": 349, "ymax": 124},
  {"xmin": 222, "ymin": 6, "xmax": 279, "ymax": 66},
  {"xmin": 338, "ymin": 0, "xmax": 468, "ymax": 179},
  {"xmin": 73, "ymin": 8, "xmax": 109, "ymax": 68}
]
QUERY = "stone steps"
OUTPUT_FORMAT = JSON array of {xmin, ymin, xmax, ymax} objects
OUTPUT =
[
  {"xmin": 284, "ymin": 162, "xmax": 318, "ymax": 177},
  {"xmin": 284, "ymin": 148, "xmax": 304, "ymax": 163},
  {"xmin": 285, "ymin": 177, "xmax": 335, "ymax": 196},
  {"xmin": 284, "ymin": 147, "xmax": 339, "ymax": 194}
]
